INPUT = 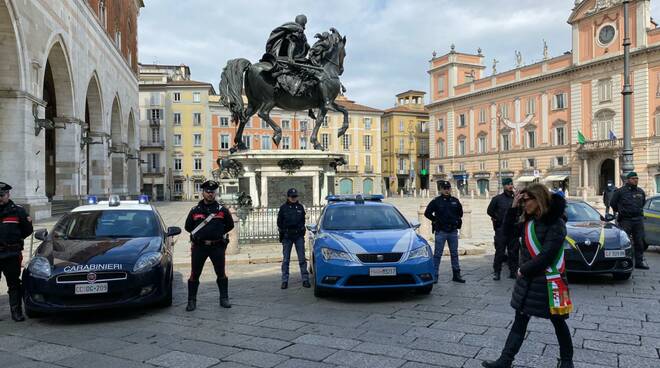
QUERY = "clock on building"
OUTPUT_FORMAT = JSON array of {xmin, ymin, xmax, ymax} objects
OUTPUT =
[{"xmin": 598, "ymin": 24, "xmax": 616, "ymax": 46}]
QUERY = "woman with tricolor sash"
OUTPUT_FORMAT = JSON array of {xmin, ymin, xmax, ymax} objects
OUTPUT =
[{"xmin": 482, "ymin": 184, "xmax": 574, "ymax": 368}]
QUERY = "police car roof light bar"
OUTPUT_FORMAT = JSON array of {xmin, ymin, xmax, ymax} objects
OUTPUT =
[
  {"xmin": 86, "ymin": 195, "xmax": 98, "ymax": 205},
  {"xmin": 108, "ymin": 195, "xmax": 121, "ymax": 207},
  {"xmin": 138, "ymin": 195, "xmax": 149, "ymax": 204}
]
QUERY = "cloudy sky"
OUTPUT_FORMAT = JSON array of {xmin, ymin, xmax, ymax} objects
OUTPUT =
[{"xmin": 138, "ymin": 0, "xmax": 660, "ymax": 110}]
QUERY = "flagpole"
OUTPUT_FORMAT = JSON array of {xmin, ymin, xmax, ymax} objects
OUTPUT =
[{"xmin": 621, "ymin": 0, "xmax": 634, "ymax": 179}]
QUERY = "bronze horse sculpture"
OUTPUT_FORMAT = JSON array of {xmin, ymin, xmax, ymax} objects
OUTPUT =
[{"xmin": 219, "ymin": 28, "xmax": 348, "ymax": 152}]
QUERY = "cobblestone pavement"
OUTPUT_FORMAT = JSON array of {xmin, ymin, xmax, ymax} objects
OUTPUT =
[{"xmin": 2, "ymin": 250, "xmax": 660, "ymax": 368}]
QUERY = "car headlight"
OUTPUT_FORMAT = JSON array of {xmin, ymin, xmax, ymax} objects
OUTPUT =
[
  {"xmin": 321, "ymin": 247, "xmax": 352, "ymax": 261},
  {"xmin": 28, "ymin": 256, "xmax": 51, "ymax": 279},
  {"xmin": 133, "ymin": 252, "xmax": 162, "ymax": 273},
  {"xmin": 619, "ymin": 232, "xmax": 631, "ymax": 249},
  {"xmin": 409, "ymin": 245, "xmax": 431, "ymax": 259}
]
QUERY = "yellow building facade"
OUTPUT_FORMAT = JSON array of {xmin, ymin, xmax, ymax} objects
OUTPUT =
[{"xmin": 381, "ymin": 91, "xmax": 430, "ymax": 195}]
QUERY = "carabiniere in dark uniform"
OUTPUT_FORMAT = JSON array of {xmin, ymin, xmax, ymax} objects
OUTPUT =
[
  {"xmin": 184, "ymin": 180, "xmax": 235, "ymax": 311},
  {"xmin": 610, "ymin": 171, "xmax": 649, "ymax": 269},
  {"xmin": 0, "ymin": 182, "xmax": 33, "ymax": 322}
]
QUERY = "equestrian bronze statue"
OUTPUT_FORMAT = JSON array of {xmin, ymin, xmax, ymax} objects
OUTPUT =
[{"xmin": 219, "ymin": 15, "xmax": 348, "ymax": 152}]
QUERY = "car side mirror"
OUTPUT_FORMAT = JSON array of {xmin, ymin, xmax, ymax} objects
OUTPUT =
[
  {"xmin": 306, "ymin": 224, "xmax": 318, "ymax": 233},
  {"xmin": 602, "ymin": 214, "xmax": 616, "ymax": 222},
  {"xmin": 166, "ymin": 227, "xmax": 181, "ymax": 237},
  {"xmin": 34, "ymin": 229, "xmax": 48, "ymax": 241},
  {"xmin": 410, "ymin": 219, "xmax": 421, "ymax": 230}
]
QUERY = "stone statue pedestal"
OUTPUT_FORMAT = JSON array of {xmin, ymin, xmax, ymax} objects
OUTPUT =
[{"xmin": 230, "ymin": 150, "xmax": 348, "ymax": 207}]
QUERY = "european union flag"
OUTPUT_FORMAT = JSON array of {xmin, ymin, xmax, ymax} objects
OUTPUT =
[{"xmin": 608, "ymin": 130, "xmax": 617, "ymax": 140}]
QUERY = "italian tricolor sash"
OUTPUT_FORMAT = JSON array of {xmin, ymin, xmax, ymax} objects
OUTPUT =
[{"xmin": 524, "ymin": 220, "xmax": 573, "ymax": 316}]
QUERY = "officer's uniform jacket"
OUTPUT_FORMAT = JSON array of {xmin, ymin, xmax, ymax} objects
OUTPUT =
[
  {"xmin": 487, "ymin": 191, "xmax": 514, "ymax": 230},
  {"xmin": 184, "ymin": 200, "xmax": 234, "ymax": 243},
  {"xmin": 611, "ymin": 184, "xmax": 646, "ymax": 220},
  {"xmin": 424, "ymin": 195, "xmax": 463, "ymax": 233},
  {"xmin": 277, "ymin": 201, "xmax": 306, "ymax": 239},
  {"xmin": 0, "ymin": 200, "xmax": 33, "ymax": 258}
]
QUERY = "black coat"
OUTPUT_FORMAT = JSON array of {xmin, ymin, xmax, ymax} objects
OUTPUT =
[
  {"xmin": 424, "ymin": 195, "xmax": 463, "ymax": 232},
  {"xmin": 0, "ymin": 200, "xmax": 33, "ymax": 258},
  {"xmin": 610, "ymin": 183, "xmax": 646, "ymax": 220},
  {"xmin": 502, "ymin": 193, "xmax": 569, "ymax": 319},
  {"xmin": 184, "ymin": 200, "xmax": 234, "ymax": 242},
  {"xmin": 487, "ymin": 191, "xmax": 514, "ymax": 230},
  {"xmin": 277, "ymin": 201, "xmax": 306, "ymax": 240}
]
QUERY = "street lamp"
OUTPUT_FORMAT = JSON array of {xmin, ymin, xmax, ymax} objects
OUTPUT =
[
  {"xmin": 496, "ymin": 110, "xmax": 502, "ymax": 193},
  {"xmin": 621, "ymin": 0, "xmax": 634, "ymax": 178},
  {"xmin": 408, "ymin": 128, "xmax": 415, "ymax": 192}
]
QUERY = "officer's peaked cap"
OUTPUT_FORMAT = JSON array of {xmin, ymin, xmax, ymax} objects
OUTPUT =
[
  {"xmin": 201, "ymin": 180, "xmax": 219, "ymax": 191},
  {"xmin": 0, "ymin": 182, "xmax": 12, "ymax": 194}
]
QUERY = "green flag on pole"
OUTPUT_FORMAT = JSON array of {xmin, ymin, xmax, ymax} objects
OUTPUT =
[{"xmin": 577, "ymin": 130, "xmax": 586, "ymax": 144}]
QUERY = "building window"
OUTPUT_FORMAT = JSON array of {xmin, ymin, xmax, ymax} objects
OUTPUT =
[
  {"xmin": 364, "ymin": 135, "xmax": 372, "ymax": 150},
  {"xmin": 282, "ymin": 136, "xmax": 290, "ymax": 149},
  {"xmin": 151, "ymin": 127, "xmax": 160, "ymax": 143},
  {"xmin": 193, "ymin": 92, "xmax": 201, "ymax": 103},
  {"xmin": 194, "ymin": 158, "xmax": 202, "ymax": 171},
  {"xmin": 150, "ymin": 109, "xmax": 161, "ymax": 120},
  {"xmin": 342, "ymin": 134, "xmax": 351, "ymax": 150},
  {"xmin": 553, "ymin": 93, "xmax": 567, "ymax": 110},
  {"xmin": 501, "ymin": 160, "xmax": 509, "ymax": 169},
  {"xmin": 261, "ymin": 119, "xmax": 268, "ymax": 129},
  {"xmin": 220, "ymin": 117, "xmax": 229, "ymax": 127},
  {"xmin": 114, "ymin": 31, "xmax": 121, "ymax": 49},
  {"xmin": 174, "ymin": 158, "xmax": 182, "ymax": 171},
  {"xmin": 479, "ymin": 109, "xmax": 487, "ymax": 124},
  {"xmin": 321, "ymin": 133, "xmax": 330, "ymax": 150},
  {"xmin": 173, "ymin": 134, "xmax": 181, "ymax": 146},
  {"xmin": 437, "ymin": 76, "xmax": 445, "ymax": 93},
  {"xmin": 98, "ymin": 0, "xmax": 107, "ymax": 28},
  {"xmin": 383, "ymin": 121, "xmax": 389, "ymax": 132},
  {"xmin": 555, "ymin": 156, "xmax": 565, "ymax": 167},
  {"xmin": 526, "ymin": 158, "xmax": 536, "ymax": 168},
  {"xmin": 526, "ymin": 130, "xmax": 536, "ymax": 149},
  {"xmin": 526, "ymin": 97, "xmax": 536, "ymax": 115},
  {"xmin": 173, "ymin": 92, "xmax": 181, "ymax": 102},
  {"xmin": 598, "ymin": 79, "xmax": 612, "ymax": 103},
  {"xmin": 420, "ymin": 121, "xmax": 428, "ymax": 132},
  {"xmin": 220, "ymin": 134, "xmax": 230, "ymax": 149},
  {"xmin": 655, "ymin": 112, "xmax": 660, "ymax": 136},
  {"xmin": 479, "ymin": 161, "xmax": 486, "ymax": 171},
  {"xmin": 243, "ymin": 135, "xmax": 251, "ymax": 149},
  {"xmin": 300, "ymin": 137, "xmax": 307, "ymax": 150},
  {"xmin": 399, "ymin": 120, "xmax": 404, "ymax": 132},
  {"xmin": 399, "ymin": 138, "xmax": 404, "ymax": 152},
  {"xmin": 193, "ymin": 113, "xmax": 201, "ymax": 126},
  {"xmin": 437, "ymin": 139, "xmax": 445, "ymax": 158},
  {"xmin": 420, "ymin": 139, "xmax": 428, "ymax": 154},
  {"xmin": 457, "ymin": 138, "xmax": 466, "ymax": 156},
  {"xmin": 555, "ymin": 126, "xmax": 565, "ymax": 145},
  {"xmin": 478, "ymin": 135, "xmax": 487, "ymax": 153},
  {"xmin": 195, "ymin": 181, "xmax": 202, "ymax": 192},
  {"xmin": 501, "ymin": 133, "xmax": 511, "ymax": 151},
  {"xmin": 245, "ymin": 118, "xmax": 252, "ymax": 128},
  {"xmin": 193, "ymin": 134, "xmax": 201, "ymax": 146},
  {"xmin": 436, "ymin": 164, "xmax": 444, "ymax": 173},
  {"xmin": 149, "ymin": 92, "xmax": 161, "ymax": 105},
  {"xmin": 458, "ymin": 163, "xmax": 465, "ymax": 171},
  {"xmin": 437, "ymin": 118, "xmax": 444, "ymax": 132},
  {"xmin": 282, "ymin": 119, "xmax": 290, "ymax": 129},
  {"xmin": 173, "ymin": 113, "xmax": 181, "ymax": 125},
  {"xmin": 261, "ymin": 135, "xmax": 272, "ymax": 150},
  {"xmin": 499, "ymin": 104, "xmax": 509, "ymax": 118},
  {"xmin": 399, "ymin": 158, "xmax": 406, "ymax": 171},
  {"xmin": 174, "ymin": 182, "xmax": 182, "ymax": 193},
  {"xmin": 300, "ymin": 120, "xmax": 308, "ymax": 131},
  {"xmin": 365, "ymin": 155, "xmax": 372, "ymax": 170},
  {"xmin": 595, "ymin": 109, "xmax": 615, "ymax": 140},
  {"xmin": 458, "ymin": 114, "xmax": 466, "ymax": 128},
  {"xmin": 364, "ymin": 118, "xmax": 372, "ymax": 130}
]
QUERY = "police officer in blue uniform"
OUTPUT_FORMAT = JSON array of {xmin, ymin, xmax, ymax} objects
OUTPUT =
[
  {"xmin": 610, "ymin": 172, "xmax": 649, "ymax": 269},
  {"xmin": 424, "ymin": 180, "xmax": 465, "ymax": 283},
  {"xmin": 0, "ymin": 182, "xmax": 33, "ymax": 321},
  {"xmin": 277, "ymin": 188, "xmax": 310, "ymax": 289},
  {"xmin": 184, "ymin": 180, "xmax": 235, "ymax": 311}
]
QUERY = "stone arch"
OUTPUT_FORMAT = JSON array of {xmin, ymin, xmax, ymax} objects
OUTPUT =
[
  {"xmin": 110, "ymin": 95, "xmax": 126, "ymax": 194},
  {"xmin": 0, "ymin": 0, "xmax": 23, "ymax": 91},
  {"xmin": 84, "ymin": 72, "xmax": 105, "ymax": 195},
  {"xmin": 362, "ymin": 178, "xmax": 374, "ymax": 194},
  {"xmin": 43, "ymin": 37, "xmax": 76, "ymax": 200},
  {"xmin": 339, "ymin": 178, "xmax": 353, "ymax": 195},
  {"xmin": 127, "ymin": 109, "xmax": 139, "ymax": 194}
]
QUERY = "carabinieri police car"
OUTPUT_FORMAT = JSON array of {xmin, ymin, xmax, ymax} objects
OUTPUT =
[
  {"xmin": 22, "ymin": 195, "xmax": 180, "ymax": 317},
  {"xmin": 308, "ymin": 194, "xmax": 435, "ymax": 297}
]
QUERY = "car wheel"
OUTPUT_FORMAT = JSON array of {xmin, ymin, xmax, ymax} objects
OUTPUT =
[
  {"xmin": 416, "ymin": 284, "xmax": 433, "ymax": 295},
  {"xmin": 313, "ymin": 281, "xmax": 328, "ymax": 298},
  {"xmin": 24, "ymin": 306, "xmax": 45, "ymax": 319},
  {"xmin": 157, "ymin": 268, "xmax": 174, "ymax": 308},
  {"xmin": 612, "ymin": 272, "xmax": 632, "ymax": 281}
]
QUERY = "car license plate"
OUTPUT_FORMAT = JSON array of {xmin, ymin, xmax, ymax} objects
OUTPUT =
[
  {"xmin": 369, "ymin": 267, "xmax": 396, "ymax": 276},
  {"xmin": 74, "ymin": 283, "xmax": 108, "ymax": 295},
  {"xmin": 604, "ymin": 250, "xmax": 625, "ymax": 258}
]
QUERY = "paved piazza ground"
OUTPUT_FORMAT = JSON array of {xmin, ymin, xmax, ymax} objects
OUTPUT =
[{"xmin": 1, "ymin": 199, "xmax": 659, "ymax": 367}]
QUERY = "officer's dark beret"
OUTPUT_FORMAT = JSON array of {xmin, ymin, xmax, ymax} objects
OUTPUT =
[
  {"xmin": 287, "ymin": 188, "xmax": 298, "ymax": 197},
  {"xmin": 200, "ymin": 180, "xmax": 219, "ymax": 191},
  {"xmin": 439, "ymin": 180, "xmax": 451, "ymax": 188},
  {"xmin": 502, "ymin": 178, "xmax": 513, "ymax": 186},
  {"xmin": 626, "ymin": 171, "xmax": 638, "ymax": 179},
  {"xmin": 0, "ymin": 182, "xmax": 12, "ymax": 194}
]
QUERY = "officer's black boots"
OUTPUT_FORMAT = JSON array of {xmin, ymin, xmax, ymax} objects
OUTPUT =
[
  {"xmin": 635, "ymin": 259, "xmax": 650, "ymax": 270},
  {"xmin": 281, "ymin": 282, "xmax": 288, "ymax": 289},
  {"xmin": 493, "ymin": 271, "xmax": 501, "ymax": 281},
  {"xmin": 186, "ymin": 280, "xmax": 199, "ymax": 312},
  {"xmin": 508, "ymin": 270, "xmax": 516, "ymax": 279},
  {"xmin": 8, "ymin": 290, "xmax": 25, "ymax": 322},
  {"xmin": 556, "ymin": 359, "xmax": 574, "ymax": 368},
  {"xmin": 452, "ymin": 270, "xmax": 466, "ymax": 283},
  {"xmin": 218, "ymin": 277, "xmax": 231, "ymax": 308},
  {"xmin": 302, "ymin": 280, "xmax": 311, "ymax": 288},
  {"xmin": 481, "ymin": 331, "xmax": 524, "ymax": 368}
]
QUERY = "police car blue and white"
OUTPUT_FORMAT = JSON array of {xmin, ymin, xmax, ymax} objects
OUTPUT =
[
  {"xmin": 308, "ymin": 195, "xmax": 435, "ymax": 297},
  {"xmin": 22, "ymin": 195, "xmax": 180, "ymax": 317}
]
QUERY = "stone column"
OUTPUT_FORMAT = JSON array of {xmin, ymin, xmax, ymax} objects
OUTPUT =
[
  {"xmin": 260, "ymin": 174, "xmax": 268, "ymax": 208},
  {"xmin": 460, "ymin": 201, "xmax": 472, "ymax": 239},
  {"xmin": 582, "ymin": 157, "xmax": 589, "ymax": 200},
  {"xmin": 226, "ymin": 208, "xmax": 240, "ymax": 255},
  {"xmin": 320, "ymin": 172, "xmax": 328, "ymax": 203},
  {"xmin": 312, "ymin": 172, "xmax": 320, "ymax": 205},
  {"xmin": 247, "ymin": 173, "xmax": 259, "ymax": 207}
]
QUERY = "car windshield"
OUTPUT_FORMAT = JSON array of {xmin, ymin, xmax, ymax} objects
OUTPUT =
[
  {"xmin": 52, "ymin": 210, "xmax": 160, "ymax": 239},
  {"xmin": 322, "ymin": 205, "xmax": 409, "ymax": 230},
  {"xmin": 565, "ymin": 202, "xmax": 601, "ymax": 222}
]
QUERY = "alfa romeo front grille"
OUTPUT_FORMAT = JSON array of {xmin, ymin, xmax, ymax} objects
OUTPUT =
[{"xmin": 56, "ymin": 272, "xmax": 128, "ymax": 284}]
